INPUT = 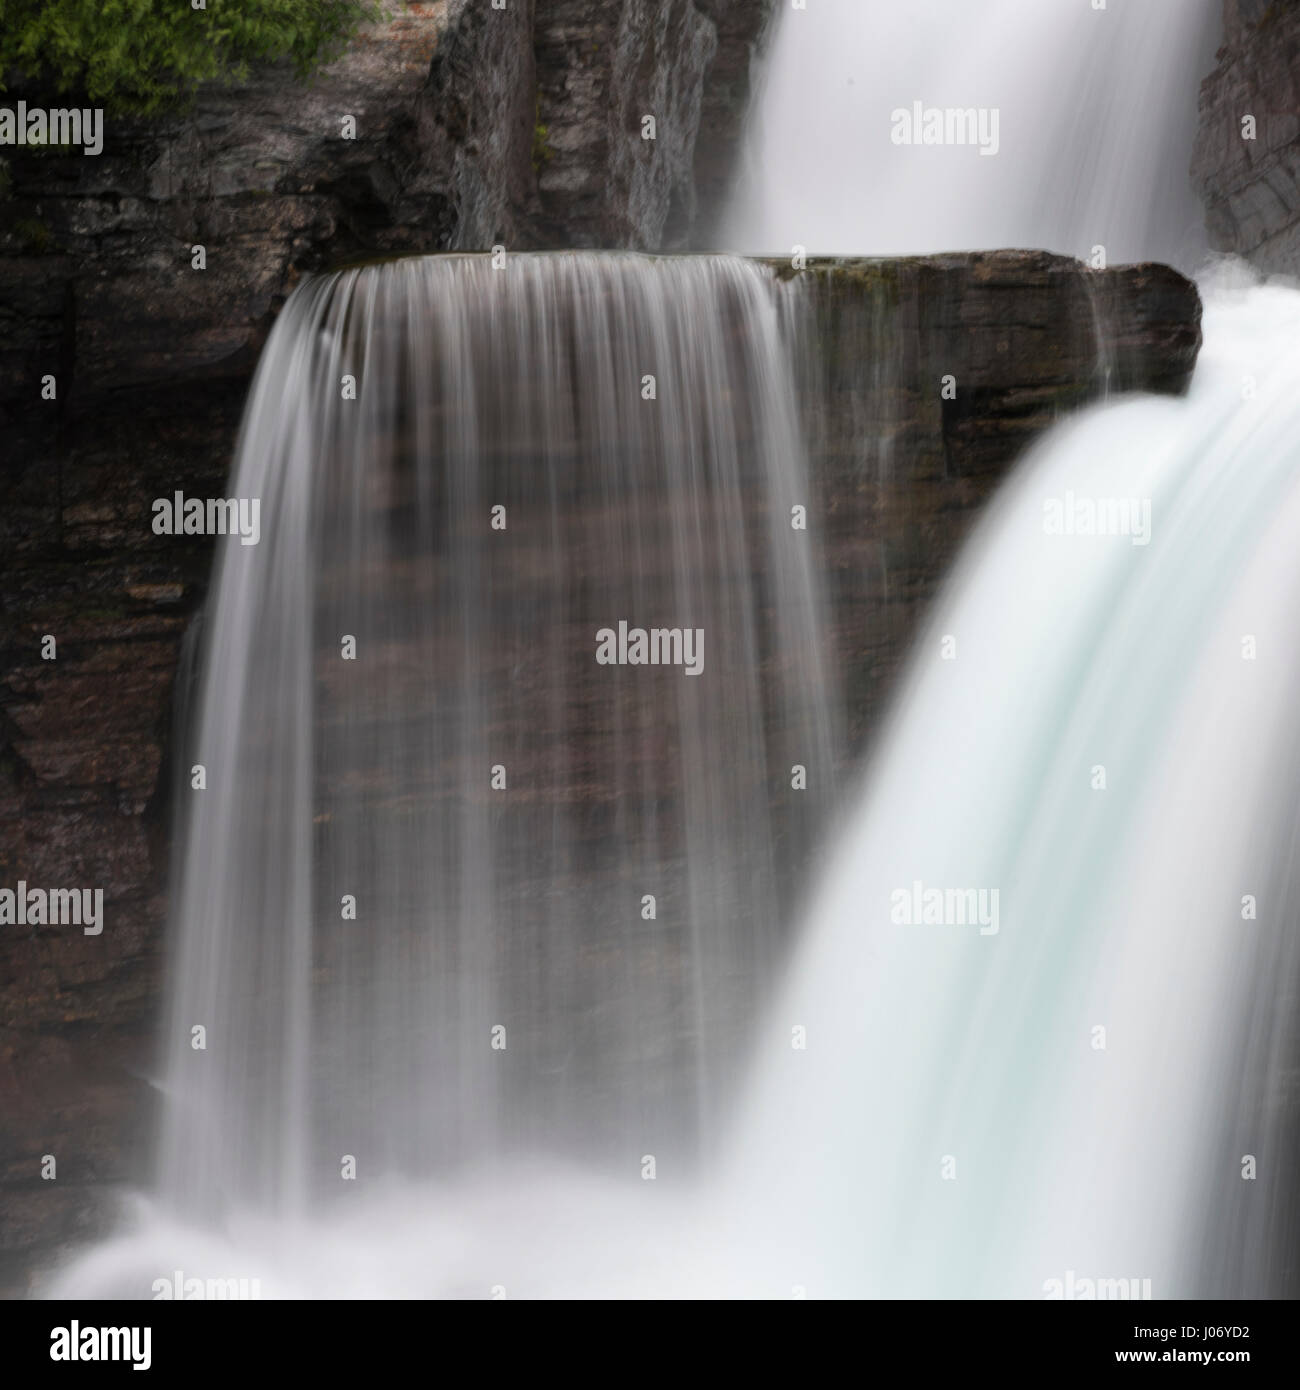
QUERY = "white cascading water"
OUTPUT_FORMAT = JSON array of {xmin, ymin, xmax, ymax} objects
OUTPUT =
[
  {"xmin": 719, "ymin": 0, "xmax": 1221, "ymax": 271},
  {"xmin": 719, "ymin": 267, "xmax": 1300, "ymax": 1297},
  {"xmin": 52, "ymin": 0, "xmax": 1300, "ymax": 1299},
  {"xmin": 147, "ymin": 254, "xmax": 835, "ymax": 1217},
  {"xmin": 52, "ymin": 253, "xmax": 839, "ymax": 1298},
  {"xmin": 707, "ymin": 0, "xmax": 1300, "ymax": 1298}
]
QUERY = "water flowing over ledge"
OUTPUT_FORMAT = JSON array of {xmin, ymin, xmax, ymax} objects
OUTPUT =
[
  {"xmin": 47, "ymin": 261, "xmax": 1300, "ymax": 1298},
  {"xmin": 154, "ymin": 252, "xmax": 838, "ymax": 1216},
  {"xmin": 5, "ymin": 249, "xmax": 1200, "ymax": 1291}
]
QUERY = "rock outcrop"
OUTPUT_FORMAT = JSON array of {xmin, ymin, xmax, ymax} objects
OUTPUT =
[
  {"xmin": 531, "ymin": 0, "xmax": 774, "ymax": 248},
  {"xmin": 779, "ymin": 253, "xmax": 1203, "ymax": 751},
  {"xmin": 1194, "ymin": 0, "xmax": 1300, "ymax": 275},
  {"xmin": 0, "ymin": 1, "xmax": 775, "ymax": 420}
]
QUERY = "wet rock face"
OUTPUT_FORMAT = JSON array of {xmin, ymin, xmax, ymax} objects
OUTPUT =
[
  {"xmin": 777, "ymin": 252, "xmax": 1203, "ymax": 753},
  {"xmin": 533, "ymin": 0, "xmax": 716, "ymax": 248},
  {"xmin": 531, "ymin": 0, "xmax": 772, "ymax": 248},
  {"xmin": 1194, "ymin": 0, "xmax": 1300, "ymax": 275}
]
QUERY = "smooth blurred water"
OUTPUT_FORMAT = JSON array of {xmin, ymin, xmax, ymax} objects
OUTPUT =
[
  {"xmin": 51, "ymin": 1, "xmax": 1300, "ymax": 1300},
  {"xmin": 52, "ymin": 273, "xmax": 1300, "ymax": 1298},
  {"xmin": 704, "ymin": 0, "xmax": 1300, "ymax": 1297},
  {"xmin": 718, "ymin": 269, "xmax": 1300, "ymax": 1297},
  {"xmin": 719, "ymin": 0, "xmax": 1221, "ymax": 271},
  {"xmin": 141, "ymin": 253, "xmax": 835, "ymax": 1229}
]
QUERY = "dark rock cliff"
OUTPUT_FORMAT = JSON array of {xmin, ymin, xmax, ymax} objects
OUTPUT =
[
  {"xmin": 0, "ymin": 2, "xmax": 775, "ymax": 420},
  {"xmin": 1194, "ymin": 0, "xmax": 1300, "ymax": 275},
  {"xmin": 531, "ymin": 0, "xmax": 772, "ymax": 248},
  {"xmin": 778, "ymin": 253, "xmax": 1203, "ymax": 753}
]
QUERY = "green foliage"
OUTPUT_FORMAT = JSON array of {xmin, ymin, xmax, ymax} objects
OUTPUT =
[
  {"xmin": 532, "ymin": 121, "xmax": 553, "ymax": 173},
  {"xmin": 531, "ymin": 96, "xmax": 553, "ymax": 174},
  {"xmin": 0, "ymin": 0, "xmax": 383, "ymax": 114}
]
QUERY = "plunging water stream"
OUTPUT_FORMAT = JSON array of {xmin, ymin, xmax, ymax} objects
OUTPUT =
[
  {"xmin": 153, "ymin": 253, "xmax": 836, "ymax": 1218},
  {"xmin": 719, "ymin": 0, "xmax": 1221, "ymax": 271},
  {"xmin": 719, "ymin": 268, "xmax": 1300, "ymax": 1298},
  {"xmin": 55, "ymin": 266, "xmax": 1300, "ymax": 1299}
]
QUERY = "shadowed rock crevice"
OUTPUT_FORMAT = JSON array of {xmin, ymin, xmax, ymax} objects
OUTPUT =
[{"xmin": 1194, "ymin": 0, "xmax": 1300, "ymax": 274}]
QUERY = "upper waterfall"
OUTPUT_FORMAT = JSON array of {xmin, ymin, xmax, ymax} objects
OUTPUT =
[{"xmin": 719, "ymin": 0, "xmax": 1222, "ymax": 271}]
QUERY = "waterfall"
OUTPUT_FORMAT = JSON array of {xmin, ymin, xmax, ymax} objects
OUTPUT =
[
  {"xmin": 719, "ymin": 269, "xmax": 1300, "ymax": 1297},
  {"xmin": 48, "ymin": 1, "xmax": 1299, "ymax": 1304},
  {"xmin": 702, "ymin": 0, "xmax": 1300, "ymax": 1299},
  {"xmin": 719, "ymin": 0, "xmax": 1221, "ymax": 271},
  {"xmin": 141, "ymin": 253, "xmax": 835, "ymax": 1228}
]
